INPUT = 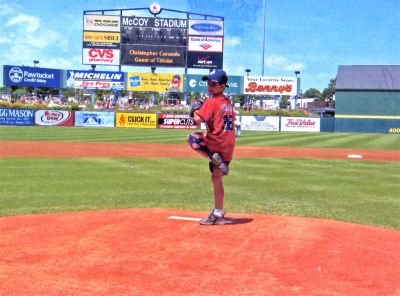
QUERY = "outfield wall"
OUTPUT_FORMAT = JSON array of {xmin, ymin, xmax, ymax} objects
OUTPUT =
[
  {"xmin": 0, "ymin": 108, "xmax": 333, "ymax": 132},
  {"xmin": 335, "ymin": 91, "xmax": 400, "ymax": 134}
]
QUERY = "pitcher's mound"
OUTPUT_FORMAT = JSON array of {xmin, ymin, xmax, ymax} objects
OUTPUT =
[{"xmin": 1, "ymin": 209, "xmax": 399, "ymax": 295}]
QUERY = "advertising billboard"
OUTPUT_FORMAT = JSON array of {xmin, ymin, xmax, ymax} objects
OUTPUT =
[
  {"xmin": 66, "ymin": 70, "xmax": 124, "ymax": 90},
  {"xmin": 82, "ymin": 15, "xmax": 121, "ymax": 66},
  {"xmin": 0, "ymin": 108, "xmax": 34, "ymax": 126},
  {"xmin": 185, "ymin": 74, "xmax": 242, "ymax": 94},
  {"xmin": 240, "ymin": 115, "xmax": 280, "ymax": 131},
  {"xmin": 35, "ymin": 110, "xmax": 74, "ymax": 126},
  {"xmin": 83, "ymin": 15, "xmax": 120, "ymax": 32},
  {"xmin": 187, "ymin": 19, "xmax": 223, "ymax": 69},
  {"xmin": 243, "ymin": 76, "xmax": 297, "ymax": 96},
  {"xmin": 116, "ymin": 112, "xmax": 157, "ymax": 128},
  {"xmin": 126, "ymin": 72, "xmax": 183, "ymax": 92},
  {"xmin": 157, "ymin": 113, "xmax": 197, "ymax": 129},
  {"xmin": 280, "ymin": 117, "xmax": 320, "ymax": 132},
  {"xmin": 75, "ymin": 111, "xmax": 115, "ymax": 127},
  {"xmin": 4, "ymin": 65, "xmax": 61, "ymax": 88}
]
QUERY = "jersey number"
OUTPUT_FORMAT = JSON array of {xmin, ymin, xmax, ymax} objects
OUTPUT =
[{"xmin": 223, "ymin": 115, "xmax": 234, "ymax": 131}]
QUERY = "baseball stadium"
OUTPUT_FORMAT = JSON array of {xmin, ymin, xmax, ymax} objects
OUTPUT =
[{"xmin": 1, "ymin": 2, "xmax": 399, "ymax": 295}]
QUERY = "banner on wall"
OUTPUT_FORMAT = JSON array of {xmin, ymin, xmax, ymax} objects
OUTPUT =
[
  {"xmin": 66, "ymin": 70, "xmax": 124, "ymax": 90},
  {"xmin": 240, "ymin": 115, "xmax": 280, "ymax": 131},
  {"xmin": 116, "ymin": 112, "xmax": 157, "ymax": 128},
  {"xmin": 243, "ymin": 76, "xmax": 297, "ymax": 96},
  {"xmin": 0, "ymin": 108, "xmax": 34, "ymax": 126},
  {"xmin": 35, "ymin": 110, "xmax": 74, "ymax": 126},
  {"xmin": 126, "ymin": 72, "xmax": 183, "ymax": 92},
  {"xmin": 280, "ymin": 117, "xmax": 320, "ymax": 132},
  {"xmin": 4, "ymin": 65, "xmax": 61, "ymax": 88},
  {"xmin": 185, "ymin": 74, "xmax": 241, "ymax": 94},
  {"xmin": 75, "ymin": 111, "xmax": 115, "ymax": 127},
  {"xmin": 157, "ymin": 113, "xmax": 197, "ymax": 129}
]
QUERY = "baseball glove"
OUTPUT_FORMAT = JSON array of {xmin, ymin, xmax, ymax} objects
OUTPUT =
[{"xmin": 189, "ymin": 99, "xmax": 204, "ymax": 117}]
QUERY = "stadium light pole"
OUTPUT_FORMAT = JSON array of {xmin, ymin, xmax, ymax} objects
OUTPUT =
[
  {"xmin": 245, "ymin": 69, "xmax": 251, "ymax": 76},
  {"xmin": 33, "ymin": 60, "xmax": 39, "ymax": 67},
  {"xmin": 90, "ymin": 65, "xmax": 96, "ymax": 105},
  {"xmin": 295, "ymin": 70, "xmax": 301, "ymax": 109},
  {"xmin": 262, "ymin": 0, "xmax": 266, "ymax": 76}
]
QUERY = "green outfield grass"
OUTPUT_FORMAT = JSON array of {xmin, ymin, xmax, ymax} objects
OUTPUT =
[
  {"xmin": 0, "ymin": 126, "xmax": 399, "ymax": 229},
  {"xmin": 1, "ymin": 126, "xmax": 400, "ymax": 150}
]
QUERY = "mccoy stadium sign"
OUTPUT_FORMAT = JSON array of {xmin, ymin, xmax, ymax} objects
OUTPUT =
[{"xmin": 122, "ymin": 17, "xmax": 187, "ymax": 28}]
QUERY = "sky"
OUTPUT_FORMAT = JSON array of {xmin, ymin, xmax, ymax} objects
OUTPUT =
[{"xmin": 1, "ymin": 0, "xmax": 399, "ymax": 92}]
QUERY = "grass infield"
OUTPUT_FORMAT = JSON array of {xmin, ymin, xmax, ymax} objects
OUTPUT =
[{"xmin": 0, "ymin": 126, "xmax": 399, "ymax": 229}]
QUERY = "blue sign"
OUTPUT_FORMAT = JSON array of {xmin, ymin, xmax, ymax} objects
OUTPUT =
[
  {"xmin": 191, "ymin": 23, "xmax": 222, "ymax": 33},
  {"xmin": 75, "ymin": 111, "xmax": 115, "ymax": 127},
  {"xmin": 66, "ymin": 70, "xmax": 124, "ymax": 90},
  {"xmin": 0, "ymin": 108, "xmax": 34, "ymax": 126},
  {"xmin": 185, "ymin": 74, "xmax": 242, "ymax": 94},
  {"xmin": 4, "ymin": 65, "xmax": 61, "ymax": 88}
]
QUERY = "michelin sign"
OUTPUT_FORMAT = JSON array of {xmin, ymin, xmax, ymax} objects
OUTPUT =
[{"xmin": 4, "ymin": 65, "xmax": 61, "ymax": 88}]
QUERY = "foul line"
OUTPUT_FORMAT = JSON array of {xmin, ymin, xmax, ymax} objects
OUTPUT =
[{"xmin": 168, "ymin": 216, "xmax": 201, "ymax": 222}]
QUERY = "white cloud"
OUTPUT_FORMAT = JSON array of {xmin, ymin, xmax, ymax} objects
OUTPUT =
[
  {"xmin": 0, "ymin": 36, "xmax": 12, "ymax": 44},
  {"xmin": 0, "ymin": 2, "xmax": 21, "ymax": 16},
  {"xmin": 284, "ymin": 63, "xmax": 304, "ymax": 72},
  {"xmin": 266, "ymin": 55, "xmax": 304, "ymax": 72},
  {"xmin": 224, "ymin": 36, "xmax": 241, "ymax": 47},
  {"xmin": 6, "ymin": 13, "xmax": 40, "ymax": 33}
]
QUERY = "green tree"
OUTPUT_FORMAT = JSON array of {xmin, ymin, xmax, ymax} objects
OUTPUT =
[
  {"xmin": 303, "ymin": 88, "xmax": 322, "ymax": 99},
  {"xmin": 322, "ymin": 78, "xmax": 336, "ymax": 100}
]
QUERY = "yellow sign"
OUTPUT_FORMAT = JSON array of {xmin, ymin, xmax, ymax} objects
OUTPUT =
[
  {"xmin": 116, "ymin": 112, "xmax": 157, "ymax": 128},
  {"xmin": 83, "ymin": 31, "xmax": 120, "ymax": 43},
  {"xmin": 126, "ymin": 72, "xmax": 183, "ymax": 92}
]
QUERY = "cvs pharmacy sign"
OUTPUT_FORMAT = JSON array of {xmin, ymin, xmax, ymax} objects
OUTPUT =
[{"xmin": 82, "ymin": 48, "xmax": 120, "ymax": 65}]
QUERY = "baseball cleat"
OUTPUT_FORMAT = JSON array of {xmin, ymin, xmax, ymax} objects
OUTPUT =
[
  {"xmin": 199, "ymin": 209, "xmax": 228, "ymax": 225},
  {"xmin": 211, "ymin": 153, "xmax": 229, "ymax": 175}
]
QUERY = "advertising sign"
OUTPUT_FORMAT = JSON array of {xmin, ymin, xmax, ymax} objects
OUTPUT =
[
  {"xmin": 35, "ymin": 110, "xmax": 74, "ymax": 126},
  {"xmin": 126, "ymin": 72, "xmax": 183, "ymax": 92},
  {"xmin": 116, "ymin": 112, "xmax": 157, "ymax": 128},
  {"xmin": 243, "ymin": 76, "xmax": 297, "ymax": 96},
  {"xmin": 280, "ymin": 117, "xmax": 320, "ymax": 132},
  {"xmin": 157, "ymin": 113, "xmax": 197, "ymax": 129},
  {"xmin": 188, "ymin": 20, "xmax": 224, "ymax": 36},
  {"xmin": 66, "ymin": 70, "xmax": 124, "ymax": 90},
  {"xmin": 240, "ymin": 115, "xmax": 280, "ymax": 131},
  {"xmin": 83, "ymin": 15, "xmax": 120, "ymax": 32},
  {"xmin": 0, "ymin": 108, "xmax": 34, "ymax": 126},
  {"xmin": 75, "ymin": 111, "xmax": 115, "ymax": 127},
  {"xmin": 120, "ymin": 45, "xmax": 186, "ymax": 67},
  {"xmin": 188, "ymin": 36, "xmax": 223, "ymax": 52},
  {"xmin": 185, "ymin": 74, "xmax": 242, "ymax": 94},
  {"xmin": 186, "ymin": 52, "xmax": 223, "ymax": 69},
  {"xmin": 82, "ymin": 48, "xmax": 120, "ymax": 66},
  {"xmin": 4, "ymin": 65, "xmax": 61, "ymax": 88},
  {"xmin": 83, "ymin": 31, "xmax": 120, "ymax": 49}
]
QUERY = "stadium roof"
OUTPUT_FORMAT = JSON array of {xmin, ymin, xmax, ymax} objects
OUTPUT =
[{"xmin": 336, "ymin": 65, "xmax": 400, "ymax": 91}]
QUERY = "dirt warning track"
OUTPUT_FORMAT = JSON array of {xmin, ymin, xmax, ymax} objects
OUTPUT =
[{"xmin": 1, "ymin": 141, "xmax": 400, "ymax": 162}]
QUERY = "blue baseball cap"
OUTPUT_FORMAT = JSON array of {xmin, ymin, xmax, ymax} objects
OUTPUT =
[{"xmin": 202, "ymin": 69, "xmax": 229, "ymax": 87}]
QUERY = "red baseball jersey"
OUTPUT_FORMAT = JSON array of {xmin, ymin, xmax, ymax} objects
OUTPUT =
[{"xmin": 196, "ymin": 94, "xmax": 236, "ymax": 162}]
